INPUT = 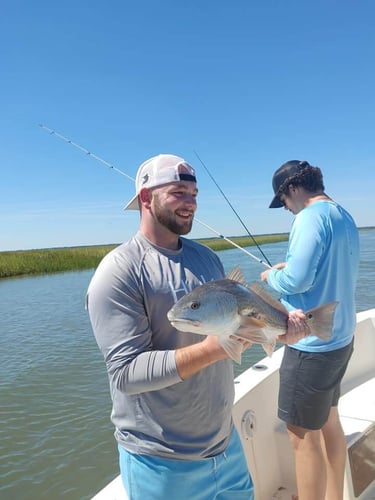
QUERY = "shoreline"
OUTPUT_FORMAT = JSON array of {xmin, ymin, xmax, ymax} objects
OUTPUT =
[
  {"xmin": 0, "ymin": 233, "xmax": 289, "ymax": 279},
  {"xmin": 1, "ymin": 227, "xmax": 373, "ymax": 279}
]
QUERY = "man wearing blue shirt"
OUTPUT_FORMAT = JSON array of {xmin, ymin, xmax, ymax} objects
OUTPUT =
[{"xmin": 261, "ymin": 160, "xmax": 360, "ymax": 500}]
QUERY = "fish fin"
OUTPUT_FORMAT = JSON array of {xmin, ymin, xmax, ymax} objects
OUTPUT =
[
  {"xmin": 240, "ymin": 315, "xmax": 267, "ymax": 328},
  {"xmin": 305, "ymin": 302, "xmax": 338, "ymax": 341},
  {"xmin": 235, "ymin": 325, "xmax": 276, "ymax": 356},
  {"xmin": 219, "ymin": 337, "xmax": 243, "ymax": 364},
  {"xmin": 247, "ymin": 282, "xmax": 289, "ymax": 315},
  {"xmin": 235, "ymin": 325, "xmax": 269, "ymax": 344},
  {"xmin": 261, "ymin": 340, "xmax": 276, "ymax": 357},
  {"xmin": 226, "ymin": 266, "xmax": 247, "ymax": 285}
]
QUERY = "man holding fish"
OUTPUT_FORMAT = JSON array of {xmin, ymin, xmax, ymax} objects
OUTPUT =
[
  {"xmin": 87, "ymin": 153, "xmax": 309, "ymax": 500},
  {"xmin": 261, "ymin": 160, "xmax": 360, "ymax": 500}
]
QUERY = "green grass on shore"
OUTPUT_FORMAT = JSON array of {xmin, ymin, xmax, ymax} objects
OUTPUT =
[
  {"xmin": 0, "ymin": 245, "xmax": 117, "ymax": 279},
  {"xmin": 0, "ymin": 234, "xmax": 289, "ymax": 279}
]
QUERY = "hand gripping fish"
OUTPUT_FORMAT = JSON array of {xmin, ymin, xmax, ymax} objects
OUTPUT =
[{"xmin": 167, "ymin": 267, "xmax": 338, "ymax": 364}]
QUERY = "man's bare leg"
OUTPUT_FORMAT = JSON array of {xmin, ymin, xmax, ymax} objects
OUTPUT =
[
  {"xmin": 321, "ymin": 407, "xmax": 347, "ymax": 500},
  {"xmin": 287, "ymin": 424, "xmax": 326, "ymax": 500}
]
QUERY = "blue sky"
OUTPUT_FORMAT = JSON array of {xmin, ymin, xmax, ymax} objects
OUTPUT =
[{"xmin": 1, "ymin": 1, "xmax": 374, "ymax": 252}]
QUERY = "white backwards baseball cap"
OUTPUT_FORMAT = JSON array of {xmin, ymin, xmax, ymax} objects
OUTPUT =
[{"xmin": 124, "ymin": 154, "xmax": 197, "ymax": 210}]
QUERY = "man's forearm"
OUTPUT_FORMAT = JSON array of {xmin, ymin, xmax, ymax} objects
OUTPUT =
[{"xmin": 175, "ymin": 336, "xmax": 228, "ymax": 380}]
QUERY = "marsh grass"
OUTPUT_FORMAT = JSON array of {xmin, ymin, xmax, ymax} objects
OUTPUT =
[
  {"xmin": 0, "ymin": 234, "xmax": 289, "ymax": 279},
  {"xmin": 0, "ymin": 245, "xmax": 116, "ymax": 279}
]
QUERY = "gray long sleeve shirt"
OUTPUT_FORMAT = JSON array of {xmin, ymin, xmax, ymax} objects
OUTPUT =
[{"xmin": 86, "ymin": 231, "xmax": 235, "ymax": 459}]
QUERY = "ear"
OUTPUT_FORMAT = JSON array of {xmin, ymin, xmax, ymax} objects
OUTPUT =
[{"xmin": 139, "ymin": 187, "xmax": 152, "ymax": 208}]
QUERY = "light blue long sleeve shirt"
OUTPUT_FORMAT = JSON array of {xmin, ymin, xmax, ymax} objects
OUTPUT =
[{"xmin": 266, "ymin": 200, "xmax": 360, "ymax": 352}]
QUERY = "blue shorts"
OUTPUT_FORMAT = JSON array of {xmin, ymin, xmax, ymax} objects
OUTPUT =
[
  {"xmin": 118, "ymin": 427, "xmax": 254, "ymax": 500},
  {"xmin": 278, "ymin": 340, "xmax": 354, "ymax": 430}
]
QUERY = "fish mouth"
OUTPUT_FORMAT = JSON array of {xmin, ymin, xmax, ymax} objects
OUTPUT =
[{"xmin": 169, "ymin": 318, "xmax": 201, "ymax": 329}]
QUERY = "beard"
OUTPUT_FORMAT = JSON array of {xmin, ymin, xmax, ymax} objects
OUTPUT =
[{"xmin": 153, "ymin": 195, "xmax": 193, "ymax": 235}]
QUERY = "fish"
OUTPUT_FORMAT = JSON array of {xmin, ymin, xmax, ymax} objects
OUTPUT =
[{"xmin": 167, "ymin": 266, "xmax": 338, "ymax": 364}]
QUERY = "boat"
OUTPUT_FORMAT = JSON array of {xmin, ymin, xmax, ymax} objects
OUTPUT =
[{"xmin": 92, "ymin": 308, "xmax": 375, "ymax": 500}]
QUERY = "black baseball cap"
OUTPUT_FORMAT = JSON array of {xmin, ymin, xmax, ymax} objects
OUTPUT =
[{"xmin": 269, "ymin": 160, "xmax": 311, "ymax": 208}]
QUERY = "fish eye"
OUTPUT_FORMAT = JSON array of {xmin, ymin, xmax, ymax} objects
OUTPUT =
[{"xmin": 190, "ymin": 302, "xmax": 200, "ymax": 310}]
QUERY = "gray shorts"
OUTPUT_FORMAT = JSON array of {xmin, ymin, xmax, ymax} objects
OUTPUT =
[{"xmin": 278, "ymin": 340, "xmax": 354, "ymax": 430}]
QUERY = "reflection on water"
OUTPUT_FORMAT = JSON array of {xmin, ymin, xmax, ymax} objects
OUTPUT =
[{"xmin": 0, "ymin": 230, "xmax": 374, "ymax": 499}]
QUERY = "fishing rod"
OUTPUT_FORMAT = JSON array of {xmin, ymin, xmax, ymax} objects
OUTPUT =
[
  {"xmin": 194, "ymin": 150, "xmax": 272, "ymax": 267},
  {"xmin": 39, "ymin": 124, "xmax": 272, "ymax": 269},
  {"xmin": 193, "ymin": 219, "xmax": 272, "ymax": 268},
  {"xmin": 39, "ymin": 124, "xmax": 134, "ymax": 181}
]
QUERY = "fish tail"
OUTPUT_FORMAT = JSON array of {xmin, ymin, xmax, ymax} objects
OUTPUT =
[{"xmin": 305, "ymin": 301, "xmax": 338, "ymax": 341}]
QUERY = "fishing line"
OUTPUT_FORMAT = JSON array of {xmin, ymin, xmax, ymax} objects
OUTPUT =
[
  {"xmin": 39, "ymin": 124, "xmax": 272, "ymax": 269},
  {"xmin": 194, "ymin": 150, "xmax": 272, "ymax": 267}
]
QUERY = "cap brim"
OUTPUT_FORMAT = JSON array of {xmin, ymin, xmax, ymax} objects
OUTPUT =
[
  {"xmin": 123, "ymin": 194, "xmax": 139, "ymax": 210},
  {"xmin": 269, "ymin": 195, "xmax": 283, "ymax": 209}
]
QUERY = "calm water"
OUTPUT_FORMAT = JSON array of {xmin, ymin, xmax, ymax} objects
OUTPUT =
[{"xmin": 1, "ymin": 229, "xmax": 374, "ymax": 500}]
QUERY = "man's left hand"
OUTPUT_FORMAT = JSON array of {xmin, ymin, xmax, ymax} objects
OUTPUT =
[{"xmin": 277, "ymin": 309, "xmax": 310, "ymax": 344}]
